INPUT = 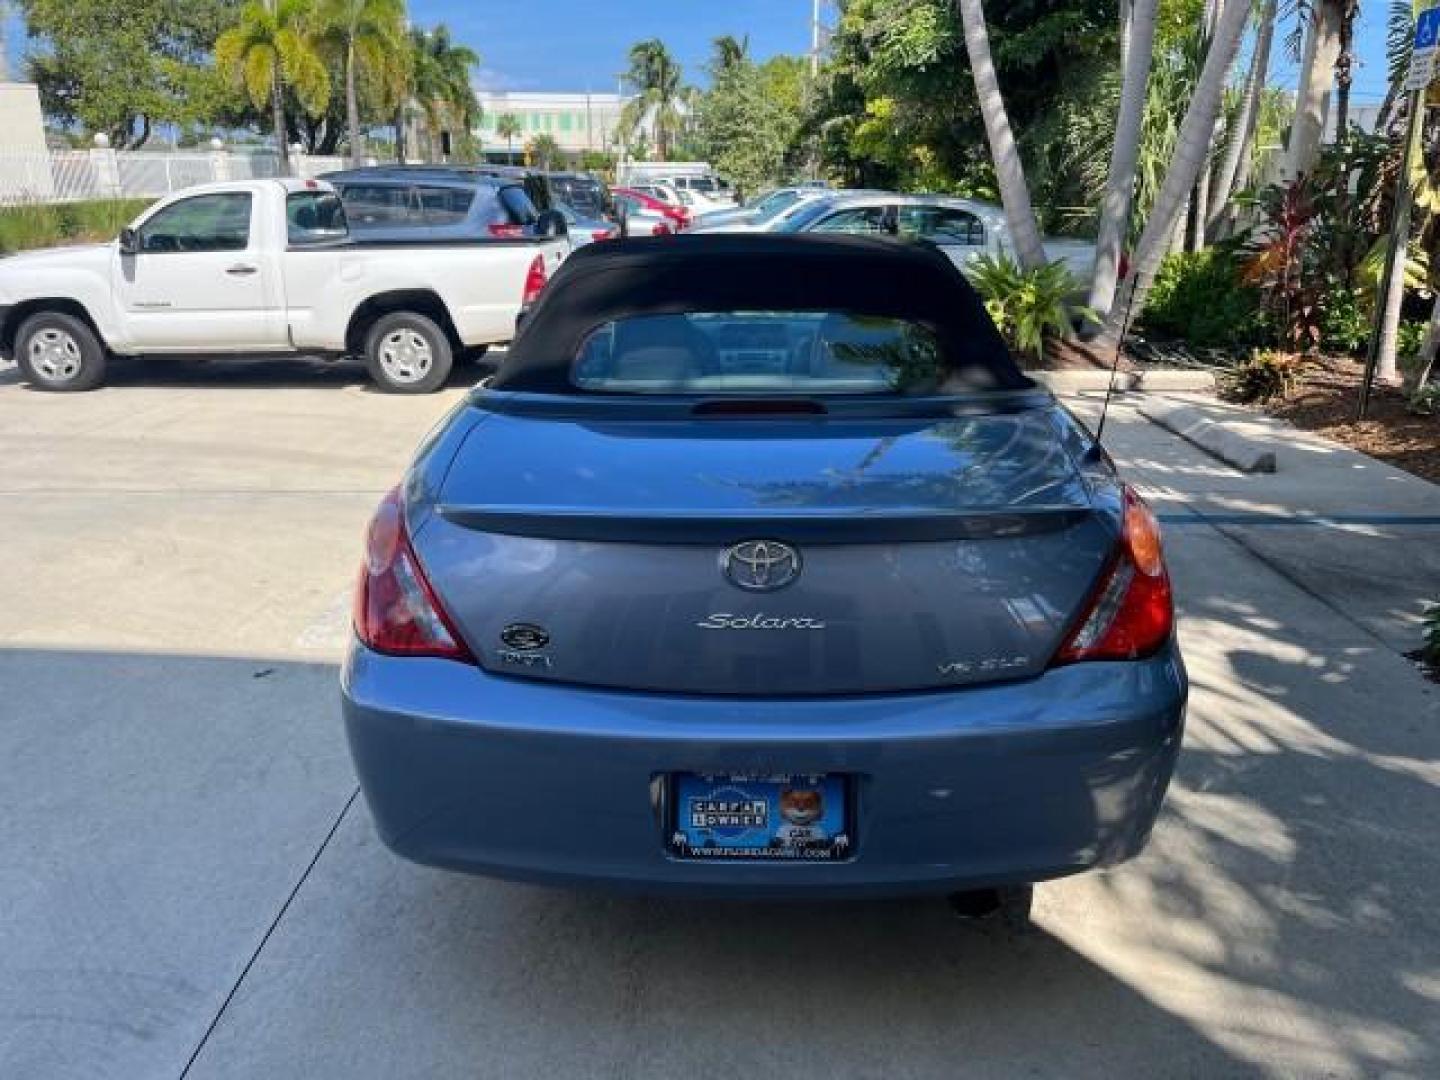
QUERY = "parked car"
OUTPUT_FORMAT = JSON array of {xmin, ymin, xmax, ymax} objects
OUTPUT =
[
  {"xmin": 689, "ymin": 188, "xmax": 837, "ymax": 234},
  {"xmin": 689, "ymin": 185, "xmax": 824, "ymax": 231},
  {"xmin": 555, "ymin": 199, "xmax": 618, "ymax": 249},
  {"xmin": 612, "ymin": 187, "xmax": 688, "ymax": 233},
  {"xmin": 342, "ymin": 233, "xmax": 1186, "ymax": 917},
  {"xmin": 545, "ymin": 171, "xmax": 613, "ymax": 221},
  {"xmin": 0, "ymin": 178, "xmax": 567, "ymax": 394},
  {"xmin": 322, "ymin": 167, "xmax": 553, "ymax": 242},
  {"xmin": 773, "ymin": 192, "xmax": 1098, "ymax": 280},
  {"xmin": 662, "ymin": 173, "xmax": 737, "ymax": 211},
  {"xmin": 626, "ymin": 182, "xmax": 695, "ymax": 217}
]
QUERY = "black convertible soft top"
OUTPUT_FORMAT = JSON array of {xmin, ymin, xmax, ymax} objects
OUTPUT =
[{"xmin": 489, "ymin": 233, "xmax": 1032, "ymax": 394}]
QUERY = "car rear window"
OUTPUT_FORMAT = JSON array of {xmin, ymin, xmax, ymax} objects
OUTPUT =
[
  {"xmin": 572, "ymin": 312, "xmax": 946, "ymax": 395},
  {"xmin": 339, "ymin": 183, "xmax": 416, "ymax": 226},
  {"xmin": 416, "ymin": 185, "xmax": 475, "ymax": 225},
  {"xmin": 551, "ymin": 177, "xmax": 605, "ymax": 216},
  {"xmin": 287, "ymin": 191, "xmax": 348, "ymax": 245}
]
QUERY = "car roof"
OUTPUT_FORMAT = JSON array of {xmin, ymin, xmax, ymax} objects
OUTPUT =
[
  {"xmin": 490, "ymin": 233, "xmax": 1028, "ymax": 395},
  {"xmin": 320, "ymin": 167, "xmax": 506, "ymax": 190}
]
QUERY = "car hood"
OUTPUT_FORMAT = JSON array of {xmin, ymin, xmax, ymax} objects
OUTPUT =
[{"xmin": 0, "ymin": 242, "xmax": 112, "ymax": 269}]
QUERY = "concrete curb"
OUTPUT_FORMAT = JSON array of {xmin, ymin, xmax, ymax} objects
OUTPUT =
[
  {"xmin": 1138, "ymin": 398, "xmax": 1278, "ymax": 473},
  {"xmin": 1032, "ymin": 369, "xmax": 1217, "ymax": 394}
]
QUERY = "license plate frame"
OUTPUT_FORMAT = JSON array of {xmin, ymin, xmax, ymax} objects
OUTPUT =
[{"xmin": 667, "ymin": 772, "xmax": 853, "ymax": 862}]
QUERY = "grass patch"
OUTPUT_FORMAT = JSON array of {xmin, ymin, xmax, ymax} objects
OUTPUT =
[{"xmin": 0, "ymin": 199, "xmax": 151, "ymax": 256}]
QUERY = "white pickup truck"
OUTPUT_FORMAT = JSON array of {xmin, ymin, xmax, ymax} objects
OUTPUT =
[{"xmin": 0, "ymin": 178, "xmax": 569, "ymax": 393}]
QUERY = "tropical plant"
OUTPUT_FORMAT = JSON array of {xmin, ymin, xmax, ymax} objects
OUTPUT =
[
  {"xmin": 405, "ymin": 25, "xmax": 480, "ymax": 162},
  {"xmin": 1244, "ymin": 178, "xmax": 1323, "ymax": 353},
  {"xmin": 1109, "ymin": 0, "xmax": 1250, "ymax": 333},
  {"xmin": 694, "ymin": 54, "xmax": 803, "ymax": 197},
  {"xmin": 956, "ymin": 0, "xmax": 1047, "ymax": 270},
  {"xmin": 621, "ymin": 39, "xmax": 684, "ymax": 161},
  {"xmin": 1088, "ymin": 0, "xmax": 1158, "ymax": 318},
  {"xmin": 314, "ymin": 0, "xmax": 406, "ymax": 166},
  {"xmin": 968, "ymin": 254, "xmax": 1095, "ymax": 360},
  {"xmin": 1223, "ymin": 349, "xmax": 1304, "ymax": 403},
  {"xmin": 1319, "ymin": 285, "xmax": 1371, "ymax": 354},
  {"xmin": 496, "ymin": 114, "xmax": 522, "ymax": 164},
  {"xmin": 527, "ymin": 132, "xmax": 562, "ymax": 169},
  {"xmin": 711, "ymin": 34, "xmax": 750, "ymax": 75},
  {"xmin": 1141, "ymin": 248, "xmax": 1270, "ymax": 349},
  {"xmin": 215, "ymin": 0, "xmax": 330, "ymax": 174},
  {"xmin": 1408, "ymin": 383, "xmax": 1440, "ymax": 416}
]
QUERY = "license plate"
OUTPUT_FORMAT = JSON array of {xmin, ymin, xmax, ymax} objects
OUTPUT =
[{"xmin": 669, "ymin": 773, "xmax": 851, "ymax": 861}]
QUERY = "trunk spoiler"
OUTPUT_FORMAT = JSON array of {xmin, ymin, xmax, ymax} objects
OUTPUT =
[{"xmin": 434, "ymin": 505, "xmax": 1095, "ymax": 545}]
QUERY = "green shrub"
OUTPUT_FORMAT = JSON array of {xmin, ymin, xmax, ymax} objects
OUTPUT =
[
  {"xmin": 967, "ymin": 253, "xmax": 1095, "ymax": 361},
  {"xmin": 1398, "ymin": 319, "xmax": 1428, "ymax": 362},
  {"xmin": 1141, "ymin": 249, "xmax": 1270, "ymax": 349},
  {"xmin": 1222, "ymin": 348, "xmax": 1303, "ymax": 403},
  {"xmin": 1408, "ymin": 383, "xmax": 1440, "ymax": 416},
  {"xmin": 1319, "ymin": 285, "xmax": 1371, "ymax": 355},
  {"xmin": 0, "ymin": 198, "xmax": 150, "ymax": 255}
]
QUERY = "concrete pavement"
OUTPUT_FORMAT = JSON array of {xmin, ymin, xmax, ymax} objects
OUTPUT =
[{"xmin": 1, "ymin": 358, "xmax": 1437, "ymax": 1079}]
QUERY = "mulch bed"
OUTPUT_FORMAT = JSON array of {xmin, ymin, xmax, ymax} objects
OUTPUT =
[{"xmin": 1264, "ymin": 355, "xmax": 1440, "ymax": 486}]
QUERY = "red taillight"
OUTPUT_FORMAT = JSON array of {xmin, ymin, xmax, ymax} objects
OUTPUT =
[
  {"xmin": 1053, "ymin": 486, "xmax": 1173, "ymax": 664},
  {"xmin": 592, "ymin": 228, "xmax": 616, "ymax": 242},
  {"xmin": 488, "ymin": 222, "xmax": 524, "ymax": 237},
  {"xmin": 650, "ymin": 221, "xmax": 672, "ymax": 236},
  {"xmin": 522, "ymin": 254, "xmax": 547, "ymax": 305},
  {"xmin": 353, "ymin": 487, "xmax": 472, "ymax": 662}
]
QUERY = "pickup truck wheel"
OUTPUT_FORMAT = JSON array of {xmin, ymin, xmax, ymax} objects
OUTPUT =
[
  {"xmin": 365, "ymin": 311, "xmax": 453, "ymax": 394},
  {"xmin": 16, "ymin": 311, "xmax": 107, "ymax": 392}
]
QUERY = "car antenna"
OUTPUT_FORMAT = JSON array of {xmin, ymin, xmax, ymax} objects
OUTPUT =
[{"xmin": 1093, "ymin": 270, "xmax": 1140, "ymax": 446}]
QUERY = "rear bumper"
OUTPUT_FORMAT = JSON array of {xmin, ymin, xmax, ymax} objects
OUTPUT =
[{"xmin": 341, "ymin": 641, "xmax": 1186, "ymax": 898}]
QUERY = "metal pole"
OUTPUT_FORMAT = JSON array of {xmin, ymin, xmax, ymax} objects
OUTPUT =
[{"xmin": 1359, "ymin": 87, "xmax": 1425, "ymax": 420}]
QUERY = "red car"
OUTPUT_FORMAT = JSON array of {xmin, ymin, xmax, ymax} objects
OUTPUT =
[{"xmin": 613, "ymin": 187, "xmax": 690, "ymax": 232}]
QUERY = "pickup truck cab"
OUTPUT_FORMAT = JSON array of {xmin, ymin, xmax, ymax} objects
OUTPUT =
[{"xmin": 0, "ymin": 178, "xmax": 569, "ymax": 393}]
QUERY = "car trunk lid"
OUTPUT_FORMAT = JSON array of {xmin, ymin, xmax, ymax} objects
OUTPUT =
[{"xmin": 412, "ymin": 406, "xmax": 1115, "ymax": 695}]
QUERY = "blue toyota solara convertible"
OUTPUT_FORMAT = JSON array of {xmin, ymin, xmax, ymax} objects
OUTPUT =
[{"xmin": 341, "ymin": 233, "xmax": 1185, "ymax": 920}]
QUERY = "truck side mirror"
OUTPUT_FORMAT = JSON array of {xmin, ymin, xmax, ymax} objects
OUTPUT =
[{"xmin": 118, "ymin": 227, "xmax": 138, "ymax": 255}]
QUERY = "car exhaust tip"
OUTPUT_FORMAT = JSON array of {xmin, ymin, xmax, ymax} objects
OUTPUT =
[{"xmin": 946, "ymin": 885, "xmax": 1033, "ymax": 928}]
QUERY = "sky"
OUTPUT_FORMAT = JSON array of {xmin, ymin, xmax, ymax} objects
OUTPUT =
[{"xmin": 0, "ymin": 1, "xmax": 1403, "ymax": 108}]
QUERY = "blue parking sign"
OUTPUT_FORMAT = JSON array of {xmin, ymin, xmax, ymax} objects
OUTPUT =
[{"xmin": 1418, "ymin": 8, "xmax": 1440, "ymax": 50}]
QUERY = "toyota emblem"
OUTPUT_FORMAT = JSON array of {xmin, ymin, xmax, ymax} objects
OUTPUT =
[{"xmin": 720, "ymin": 540, "xmax": 802, "ymax": 592}]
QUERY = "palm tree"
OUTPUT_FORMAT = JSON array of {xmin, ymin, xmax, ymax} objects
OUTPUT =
[
  {"xmin": 496, "ymin": 114, "xmax": 522, "ymax": 164},
  {"xmin": 407, "ymin": 25, "xmax": 480, "ymax": 162},
  {"xmin": 216, "ymin": 0, "xmax": 330, "ymax": 175},
  {"xmin": 621, "ymin": 39, "xmax": 683, "ymax": 161},
  {"xmin": 1107, "ymin": 0, "xmax": 1250, "ymax": 333},
  {"xmin": 1088, "ymin": 0, "xmax": 1159, "ymax": 319},
  {"xmin": 1209, "ymin": 0, "xmax": 1278, "ymax": 234},
  {"xmin": 955, "ymin": 0, "xmax": 1047, "ymax": 271},
  {"xmin": 528, "ymin": 132, "xmax": 561, "ymax": 170},
  {"xmin": 1285, "ymin": 0, "xmax": 1344, "ymax": 181},
  {"xmin": 314, "ymin": 0, "xmax": 406, "ymax": 167},
  {"xmin": 711, "ymin": 34, "xmax": 749, "ymax": 76}
]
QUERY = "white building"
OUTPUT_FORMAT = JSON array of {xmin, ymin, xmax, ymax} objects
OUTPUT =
[{"xmin": 474, "ymin": 91, "xmax": 635, "ymax": 158}]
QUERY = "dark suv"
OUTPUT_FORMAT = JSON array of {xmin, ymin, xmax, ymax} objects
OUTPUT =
[{"xmin": 321, "ymin": 166, "xmax": 555, "ymax": 241}]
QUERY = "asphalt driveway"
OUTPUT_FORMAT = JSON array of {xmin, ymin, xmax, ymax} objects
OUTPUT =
[{"xmin": 1, "ymin": 356, "xmax": 1437, "ymax": 1079}]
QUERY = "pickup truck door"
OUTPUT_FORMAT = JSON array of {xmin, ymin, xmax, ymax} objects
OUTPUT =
[
  {"xmin": 897, "ymin": 205, "xmax": 989, "ymax": 271},
  {"xmin": 113, "ymin": 191, "xmax": 286, "ymax": 351}
]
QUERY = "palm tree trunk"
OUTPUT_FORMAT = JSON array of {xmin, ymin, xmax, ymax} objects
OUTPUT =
[
  {"xmin": 1408, "ymin": 292, "xmax": 1440, "ymax": 392},
  {"xmin": 1209, "ymin": 0, "xmax": 1276, "ymax": 233},
  {"xmin": 394, "ymin": 106, "xmax": 406, "ymax": 163},
  {"xmin": 1285, "ymin": 0, "xmax": 1343, "ymax": 181},
  {"xmin": 957, "ymin": 0, "xmax": 1048, "ymax": 271},
  {"xmin": 1335, "ymin": 3, "xmax": 1354, "ymax": 137},
  {"xmin": 346, "ymin": 40, "xmax": 363, "ymax": 167},
  {"xmin": 272, "ymin": 76, "xmax": 291, "ymax": 176},
  {"xmin": 1107, "ymin": 0, "xmax": 1250, "ymax": 333},
  {"xmin": 1087, "ymin": 0, "xmax": 1158, "ymax": 320}
]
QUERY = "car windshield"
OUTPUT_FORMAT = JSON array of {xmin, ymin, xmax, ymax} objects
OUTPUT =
[
  {"xmin": 753, "ymin": 190, "xmax": 803, "ymax": 223},
  {"xmin": 770, "ymin": 199, "xmax": 838, "ymax": 232},
  {"xmin": 572, "ymin": 311, "xmax": 946, "ymax": 395}
]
